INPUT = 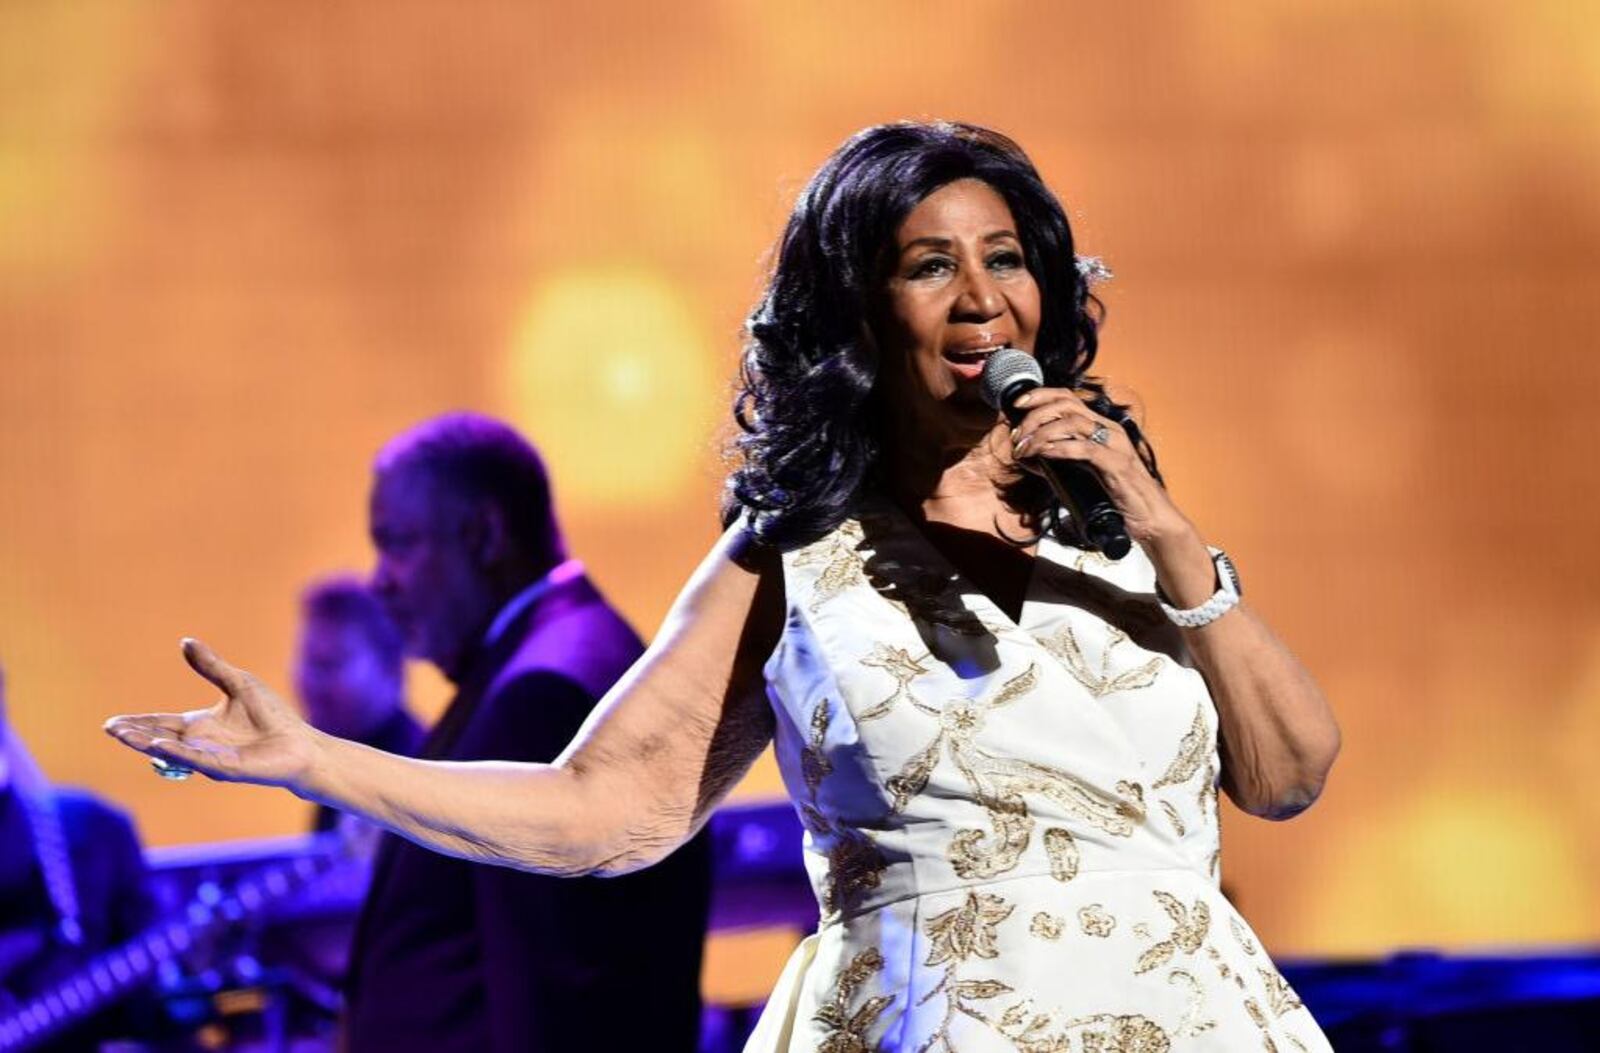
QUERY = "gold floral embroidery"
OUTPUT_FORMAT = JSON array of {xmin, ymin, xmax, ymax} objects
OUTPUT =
[
  {"xmin": 1198, "ymin": 758, "xmax": 1221, "ymax": 878},
  {"xmin": 991, "ymin": 1000, "xmax": 1059, "ymax": 1052},
  {"xmin": 979, "ymin": 762, "xmax": 1145, "ymax": 838},
  {"xmin": 952, "ymin": 764, "xmax": 1139, "ymax": 875},
  {"xmin": 1029, "ymin": 912, "xmax": 1063, "ymax": 941},
  {"xmin": 858, "ymin": 644, "xmax": 931, "ymax": 720},
  {"xmin": 801, "ymin": 699, "xmax": 834, "ymax": 797},
  {"xmin": 821, "ymin": 831, "xmax": 888, "ymax": 918},
  {"xmin": 1060, "ymin": 1013, "xmax": 1171, "ymax": 1052},
  {"xmin": 1043, "ymin": 827, "xmax": 1080, "ymax": 882},
  {"xmin": 1071, "ymin": 548, "xmax": 1114, "ymax": 573},
  {"xmin": 925, "ymin": 891, "xmax": 1013, "ymax": 966},
  {"xmin": 1231, "ymin": 916, "xmax": 1259, "ymax": 956},
  {"xmin": 1167, "ymin": 969, "xmax": 1218, "ymax": 1038},
  {"xmin": 983, "ymin": 1005, "xmax": 1173, "ymax": 1053},
  {"xmin": 1039, "ymin": 624, "xmax": 1163, "ymax": 698},
  {"xmin": 800, "ymin": 803, "xmax": 830, "ymax": 835},
  {"xmin": 1152, "ymin": 704, "xmax": 1209, "ymax": 788},
  {"xmin": 793, "ymin": 521, "xmax": 867, "ymax": 611},
  {"xmin": 1244, "ymin": 991, "xmax": 1283, "ymax": 1053},
  {"xmin": 878, "ymin": 659, "xmax": 1140, "ymax": 878},
  {"xmin": 887, "ymin": 736, "xmax": 943, "ymax": 813},
  {"xmin": 795, "ymin": 698, "xmax": 887, "ymax": 918},
  {"xmin": 1207, "ymin": 944, "xmax": 1235, "ymax": 982},
  {"xmin": 948, "ymin": 796, "xmax": 1033, "ymax": 880},
  {"xmin": 1259, "ymin": 967, "xmax": 1304, "ymax": 1016},
  {"xmin": 814, "ymin": 947, "xmax": 893, "ymax": 1053},
  {"xmin": 916, "ymin": 893, "xmax": 1018, "ymax": 1051},
  {"xmin": 1079, "ymin": 904, "xmax": 1116, "ymax": 938},
  {"xmin": 988, "ymin": 663, "xmax": 1042, "ymax": 708},
  {"xmin": 1198, "ymin": 757, "xmax": 1219, "ymax": 816},
  {"xmin": 1117, "ymin": 780, "xmax": 1147, "ymax": 818},
  {"xmin": 1133, "ymin": 891, "xmax": 1211, "ymax": 974},
  {"xmin": 1159, "ymin": 800, "xmax": 1186, "ymax": 838}
]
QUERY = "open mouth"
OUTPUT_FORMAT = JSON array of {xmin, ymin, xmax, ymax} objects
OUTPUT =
[
  {"xmin": 943, "ymin": 346, "xmax": 1003, "ymax": 365},
  {"xmin": 942, "ymin": 344, "xmax": 1009, "ymax": 379}
]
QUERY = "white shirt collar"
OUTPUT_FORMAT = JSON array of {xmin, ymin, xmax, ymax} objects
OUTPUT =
[{"xmin": 483, "ymin": 558, "xmax": 585, "ymax": 649}]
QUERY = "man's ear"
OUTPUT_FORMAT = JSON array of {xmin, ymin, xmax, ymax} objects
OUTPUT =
[{"xmin": 462, "ymin": 500, "xmax": 513, "ymax": 569}]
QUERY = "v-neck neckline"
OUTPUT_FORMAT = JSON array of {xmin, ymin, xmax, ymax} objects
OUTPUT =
[{"xmin": 867, "ymin": 495, "xmax": 1061, "ymax": 637}]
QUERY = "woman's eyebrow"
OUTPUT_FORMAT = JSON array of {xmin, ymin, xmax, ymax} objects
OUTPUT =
[{"xmin": 899, "ymin": 229, "xmax": 1020, "ymax": 255}]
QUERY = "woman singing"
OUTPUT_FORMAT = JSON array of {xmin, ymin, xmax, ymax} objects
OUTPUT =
[{"xmin": 108, "ymin": 122, "xmax": 1339, "ymax": 1051}]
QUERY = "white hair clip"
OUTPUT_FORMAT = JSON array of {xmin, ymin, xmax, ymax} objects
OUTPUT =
[{"xmin": 1075, "ymin": 255, "xmax": 1113, "ymax": 283}]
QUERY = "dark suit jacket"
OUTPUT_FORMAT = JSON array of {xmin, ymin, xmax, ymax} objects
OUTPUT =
[{"xmin": 342, "ymin": 574, "xmax": 712, "ymax": 1053}]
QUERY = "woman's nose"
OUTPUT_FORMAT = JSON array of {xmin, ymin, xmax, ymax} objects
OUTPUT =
[{"xmin": 953, "ymin": 268, "xmax": 1004, "ymax": 320}]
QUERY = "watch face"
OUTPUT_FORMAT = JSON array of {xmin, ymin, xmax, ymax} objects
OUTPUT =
[{"xmin": 1215, "ymin": 551, "xmax": 1242, "ymax": 597}]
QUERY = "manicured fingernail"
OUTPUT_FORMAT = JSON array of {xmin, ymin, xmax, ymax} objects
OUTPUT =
[
  {"xmin": 1015, "ymin": 392, "xmax": 1033, "ymax": 407},
  {"xmin": 1014, "ymin": 434, "xmax": 1031, "ymax": 454}
]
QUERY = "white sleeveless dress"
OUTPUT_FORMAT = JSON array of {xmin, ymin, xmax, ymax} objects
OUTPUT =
[{"xmin": 743, "ymin": 497, "xmax": 1332, "ymax": 1052}]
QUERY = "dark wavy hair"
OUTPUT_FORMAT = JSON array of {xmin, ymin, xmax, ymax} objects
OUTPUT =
[{"xmin": 724, "ymin": 121, "xmax": 1162, "ymax": 550}]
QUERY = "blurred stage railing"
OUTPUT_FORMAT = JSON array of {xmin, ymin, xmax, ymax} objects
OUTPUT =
[{"xmin": 138, "ymin": 803, "xmax": 1600, "ymax": 1052}]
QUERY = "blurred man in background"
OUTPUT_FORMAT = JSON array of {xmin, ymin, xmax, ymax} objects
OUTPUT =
[
  {"xmin": 343, "ymin": 412, "xmax": 711, "ymax": 1053},
  {"xmin": 292, "ymin": 575, "xmax": 423, "ymax": 835}
]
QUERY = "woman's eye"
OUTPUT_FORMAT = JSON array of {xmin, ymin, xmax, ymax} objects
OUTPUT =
[
  {"xmin": 909, "ymin": 257, "xmax": 954, "ymax": 279},
  {"xmin": 987, "ymin": 251, "xmax": 1024, "ymax": 272}
]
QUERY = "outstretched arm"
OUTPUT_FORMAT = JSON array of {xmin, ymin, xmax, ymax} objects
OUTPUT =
[{"xmin": 105, "ymin": 526, "xmax": 784, "ymax": 876}]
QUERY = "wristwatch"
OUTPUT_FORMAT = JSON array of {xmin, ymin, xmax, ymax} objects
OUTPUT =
[{"xmin": 1156, "ymin": 547, "xmax": 1242, "ymax": 628}]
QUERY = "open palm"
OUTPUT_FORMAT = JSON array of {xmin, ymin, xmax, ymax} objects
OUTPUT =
[{"xmin": 104, "ymin": 638, "xmax": 320, "ymax": 789}]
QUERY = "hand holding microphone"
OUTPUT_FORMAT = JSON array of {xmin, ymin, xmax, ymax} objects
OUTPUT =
[{"xmin": 979, "ymin": 348, "xmax": 1133, "ymax": 559}]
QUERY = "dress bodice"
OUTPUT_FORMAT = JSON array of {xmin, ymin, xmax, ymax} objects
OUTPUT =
[
  {"xmin": 766, "ymin": 498, "xmax": 1221, "ymax": 922},
  {"xmin": 748, "ymin": 498, "xmax": 1331, "ymax": 1052}
]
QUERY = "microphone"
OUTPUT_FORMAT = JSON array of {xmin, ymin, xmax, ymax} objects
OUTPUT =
[{"xmin": 980, "ymin": 348, "xmax": 1132, "ymax": 559}]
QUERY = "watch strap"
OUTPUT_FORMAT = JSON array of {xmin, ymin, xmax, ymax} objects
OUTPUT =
[{"xmin": 1157, "ymin": 547, "xmax": 1241, "ymax": 629}]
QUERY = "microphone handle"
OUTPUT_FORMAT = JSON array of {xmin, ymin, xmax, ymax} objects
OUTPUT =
[{"xmin": 1003, "ymin": 389, "xmax": 1133, "ymax": 559}]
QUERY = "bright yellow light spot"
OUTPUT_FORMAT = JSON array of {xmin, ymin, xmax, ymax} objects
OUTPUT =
[
  {"xmin": 0, "ymin": 2, "xmax": 147, "ymax": 280},
  {"xmin": 500, "ymin": 267, "xmax": 717, "ymax": 507},
  {"xmin": 1298, "ymin": 781, "xmax": 1596, "ymax": 953}
]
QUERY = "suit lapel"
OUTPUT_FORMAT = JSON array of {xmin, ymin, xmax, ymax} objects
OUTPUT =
[{"xmin": 347, "ymin": 573, "xmax": 601, "ymax": 986}]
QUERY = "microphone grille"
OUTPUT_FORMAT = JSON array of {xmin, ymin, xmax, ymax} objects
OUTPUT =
[{"xmin": 979, "ymin": 348, "xmax": 1045, "ymax": 410}]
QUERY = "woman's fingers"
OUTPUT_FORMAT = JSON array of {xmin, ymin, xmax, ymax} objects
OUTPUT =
[
  {"xmin": 1013, "ymin": 415, "xmax": 1131, "ymax": 462},
  {"xmin": 1008, "ymin": 390, "xmax": 1124, "ymax": 455},
  {"xmin": 103, "ymin": 716, "xmax": 236, "ymax": 780},
  {"xmin": 182, "ymin": 637, "xmax": 247, "ymax": 694},
  {"xmin": 142, "ymin": 737, "xmax": 232, "ymax": 780},
  {"xmin": 103, "ymin": 712, "xmax": 187, "ymax": 738}
]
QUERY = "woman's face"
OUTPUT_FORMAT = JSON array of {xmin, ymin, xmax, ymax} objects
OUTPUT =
[{"xmin": 874, "ymin": 178, "xmax": 1042, "ymax": 427}]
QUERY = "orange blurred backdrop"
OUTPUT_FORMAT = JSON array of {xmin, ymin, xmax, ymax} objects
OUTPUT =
[{"xmin": 2, "ymin": 0, "xmax": 1597, "ymax": 991}]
